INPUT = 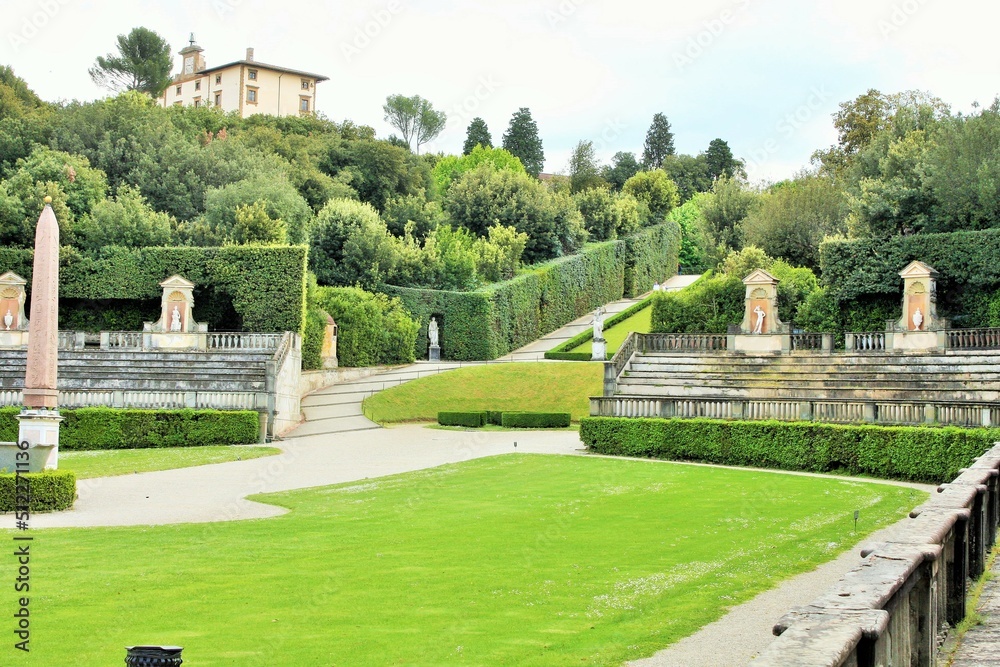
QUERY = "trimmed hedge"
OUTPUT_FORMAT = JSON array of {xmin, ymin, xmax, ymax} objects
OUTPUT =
[
  {"xmin": 438, "ymin": 411, "xmax": 486, "ymax": 427},
  {"xmin": 501, "ymin": 412, "xmax": 571, "ymax": 428},
  {"xmin": 0, "ymin": 406, "xmax": 259, "ymax": 449},
  {"xmin": 580, "ymin": 417, "xmax": 1000, "ymax": 483},
  {"xmin": 386, "ymin": 222, "xmax": 680, "ymax": 360},
  {"xmin": 312, "ymin": 286, "xmax": 418, "ymax": 367},
  {"xmin": 0, "ymin": 470, "xmax": 76, "ymax": 512},
  {"xmin": 0, "ymin": 245, "xmax": 308, "ymax": 333},
  {"xmin": 544, "ymin": 293, "xmax": 656, "ymax": 361},
  {"xmin": 820, "ymin": 228, "xmax": 1000, "ymax": 327}
]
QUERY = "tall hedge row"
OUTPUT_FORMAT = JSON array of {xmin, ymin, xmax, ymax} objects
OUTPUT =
[
  {"xmin": 580, "ymin": 416, "xmax": 999, "ymax": 483},
  {"xmin": 385, "ymin": 222, "xmax": 680, "ymax": 360},
  {"xmin": 820, "ymin": 228, "xmax": 1000, "ymax": 326},
  {"xmin": 312, "ymin": 286, "xmax": 419, "ymax": 366},
  {"xmin": 0, "ymin": 245, "xmax": 308, "ymax": 333}
]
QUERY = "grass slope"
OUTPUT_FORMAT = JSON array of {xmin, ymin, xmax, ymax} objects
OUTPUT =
[
  {"xmin": 363, "ymin": 362, "xmax": 602, "ymax": 423},
  {"xmin": 59, "ymin": 446, "xmax": 280, "ymax": 479},
  {"xmin": 571, "ymin": 306, "xmax": 653, "ymax": 355},
  {"xmin": 20, "ymin": 455, "xmax": 923, "ymax": 666}
]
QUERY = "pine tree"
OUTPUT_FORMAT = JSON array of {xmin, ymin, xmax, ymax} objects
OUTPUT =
[
  {"xmin": 704, "ymin": 138, "xmax": 741, "ymax": 181},
  {"xmin": 463, "ymin": 117, "xmax": 493, "ymax": 154},
  {"xmin": 642, "ymin": 112, "xmax": 675, "ymax": 169},
  {"xmin": 501, "ymin": 108, "xmax": 545, "ymax": 177}
]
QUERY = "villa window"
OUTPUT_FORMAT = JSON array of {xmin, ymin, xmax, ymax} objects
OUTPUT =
[
  {"xmin": 175, "ymin": 85, "xmax": 182, "ymax": 95},
  {"xmin": 195, "ymin": 80, "xmax": 201, "ymax": 91},
  {"xmin": 247, "ymin": 88, "xmax": 258, "ymax": 104},
  {"xmin": 248, "ymin": 69, "xmax": 258, "ymax": 81},
  {"xmin": 301, "ymin": 79, "xmax": 310, "ymax": 90},
  {"xmin": 300, "ymin": 98, "xmax": 310, "ymax": 112},
  {"xmin": 215, "ymin": 74, "xmax": 222, "ymax": 85}
]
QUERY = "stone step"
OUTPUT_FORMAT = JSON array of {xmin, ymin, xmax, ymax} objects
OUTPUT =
[
  {"xmin": 287, "ymin": 415, "xmax": 380, "ymax": 437},
  {"xmin": 301, "ymin": 403, "xmax": 363, "ymax": 420},
  {"xmin": 614, "ymin": 384, "xmax": 1000, "ymax": 402},
  {"xmin": 620, "ymin": 372, "xmax": 1000, "ymax": 387}
]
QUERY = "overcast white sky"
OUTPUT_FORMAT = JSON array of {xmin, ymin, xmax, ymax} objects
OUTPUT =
[{"xmin": 3, "ymin": 0, "xmax": 997, "ymax": 183}]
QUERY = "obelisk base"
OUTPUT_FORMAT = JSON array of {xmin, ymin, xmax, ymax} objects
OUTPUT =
[{"xmin": 14, "ymin": 409, "xmax": 62, "ymax": 471}]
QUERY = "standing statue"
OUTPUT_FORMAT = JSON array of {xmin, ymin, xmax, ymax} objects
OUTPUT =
[
  {"xmin": 592, "ymin": 307, "xmax": 605, "ymax": 340},
  {"xmin": 752, "ymin": 305, "xmax": 766, "ymax": 334},
  {"xmin": 170, "ymin": 305, "xmax": 182, "ymax": 332},
  {"xmin": 3, "ymin": 308, "xmax": 11, "ymax": 330},
  {"xmin": 428, "ymin": 317, "xmax": 439, "ymax": 347},
  {"xmin": 912, "ymin": 308, "xmax": 924, "ymax": 331}
]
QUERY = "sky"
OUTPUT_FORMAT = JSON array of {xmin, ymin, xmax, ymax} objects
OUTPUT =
[{"xmin": 2, "ymin": 0, "xmax": 997, "ymax": 183}]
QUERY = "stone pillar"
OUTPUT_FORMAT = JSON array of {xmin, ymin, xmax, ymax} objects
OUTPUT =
[{"xmin": 18, "ymin": 199, "xmax": 61, "ymax": 470}]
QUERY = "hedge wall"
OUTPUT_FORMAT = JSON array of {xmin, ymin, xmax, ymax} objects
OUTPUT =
[
  {"xmin": 0, "ymin": 470, "xmax": 76, "ymax": 512},
  {"xmin": 385, "ymin": 222, "xmax": 680, "ymax": 360},
  {"xmin": 580, "ymin": 417, "xmax": 999, "ymax": 483},
  {"xmin": 820, "ymin": 228, "xmax": 1000, "ymax": 326},
  {"xmin": 0, "ymin": 245, "xmax": 308, "ymax": 333},
  {"xmin": 0, "ymin": 407, "xmax": 259, "ymax": 449}
]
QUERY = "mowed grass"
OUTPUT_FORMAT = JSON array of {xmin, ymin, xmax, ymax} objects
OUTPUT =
[
  {"xmin": 363, "ymin": 362, "xmax": 602, "ymax": 423},
  {"xmin": 20, "ymin": 455, "xmax": 924, "ymax": 666},
  {"xmin": 571, "ymin": 306, "xmax": 653, "ymax": 355},
  {"xmin": 59, "ymin": 446, "xmax": 280, "ymax": 479}
]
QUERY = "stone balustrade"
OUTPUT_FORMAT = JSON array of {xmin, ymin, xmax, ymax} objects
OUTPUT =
[
  {"xmin": 590, "ymin": 396, "xmax": 1000, "ymax": 428},
  {"xmin": 752, "ymin": 443, "xmax": 1000, "ymax": 666},
  {"xmin": 2, "ymin": 388, "xmax": 268, "ymax": 411}
]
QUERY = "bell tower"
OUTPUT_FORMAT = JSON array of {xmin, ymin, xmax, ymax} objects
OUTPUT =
[{"xmin": 178, "ymin": 33, "xmax": 205, "ymax": 79}]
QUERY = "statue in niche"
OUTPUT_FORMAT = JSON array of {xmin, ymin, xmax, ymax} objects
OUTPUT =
[
  {"xmin": 593, "ymin": 307, "xmax": 605, "ymax": 340},
  {"xmin": 3, "ymin": 309, "xmax": 12, "ymax": 330},
  {"xmin": 752, "ymin": 305, "xmax": 766, "ymax": 334},
  {"xmin": 912, "ymin": 308, "xmax": 924, "ymax": 331},
  {"xmin": 428, "ymin": 317, "xmax": 439, "ymax": 347},
  {"xmin": 170, "ymin": 305, "xmax": 182, "ymax": 332}
]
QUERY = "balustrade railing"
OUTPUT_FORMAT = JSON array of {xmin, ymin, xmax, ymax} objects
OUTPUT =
[
  {"xmin": 0, "ymin": 389, "xmax": 266, "ymax": 411},
  {"xmin": 790, "ymin": 333, "xmax": 823, "ymax": 351},
  {"xmin": 641, "ymin": 333, "xmax": 728, "ymax": 353},
  {"xmin": 101, "ymin": 331, "xmax": 143, "ymax": 350},
  {"xmin": 846, "ymin": 331, "xmax": 886, "ymax": 351},
  {"xmin": 947, "ymin": 327, "xmax": 1000, "ymax": 350},
  {"xmin": 207, "ymin": 332, "xmax": 282, "ymax": 351}
]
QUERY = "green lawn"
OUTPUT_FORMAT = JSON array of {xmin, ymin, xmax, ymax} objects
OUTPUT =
[
  {"xmin": 571, "ymin": 305, "xmax": 653, "ymax": 355},
  {"xmin": 19, "ymin": 455, "xmax": 924, "ymax": 666},
  {"xmin": 59, "ymin": 446, "xmax": 280, "ymax": 479},
  {"xmin": 363, "ymin": 362, "xmax": 603, "ymax": 423}
]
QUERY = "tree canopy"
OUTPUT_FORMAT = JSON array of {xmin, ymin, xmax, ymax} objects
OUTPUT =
[
  {"xmin": 501, "ymin": 108, "xmax": 545, "ymax": 177},
  {"xmin": 88, "ymin": 27, "xmax": 173, "ymax": 97},
  {"xmin": 382, "ymin": 94, "xmax": 447, "ymax": 154},
  {"xmin": 463, "ymin": 117, "xmax": 492, "ymax": 154},
  {"xmin": 642, "ymin": 113, "xmax": 675, "ymax": 169}
]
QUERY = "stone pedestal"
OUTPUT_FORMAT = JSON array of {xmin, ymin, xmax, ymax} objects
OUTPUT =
[
  {"xmin": 143, "ymin": 275, "xmax": 208, "ymax": 350},
  {"xmin": 891, "ymin": 261, "xmax": 948, "ymax": 352},
  {"xmin": 7, "ymin": 409, "xmax": 63, "ymax": 471},
  {"xmin": 592, "ymin": 338, "xmax": 607, "ymax": 361},
  {"xmin": 733, "ymin": 334, "xmax": 789, "ymax": 354},
  {"xmin": 429, "ymin": 344, "xmax": 441, "ymax": 362}
]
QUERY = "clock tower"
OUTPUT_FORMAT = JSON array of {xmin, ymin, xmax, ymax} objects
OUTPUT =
[{"xmin": 177, "ymin": 33, "xmax": 205, "ymax": 79}]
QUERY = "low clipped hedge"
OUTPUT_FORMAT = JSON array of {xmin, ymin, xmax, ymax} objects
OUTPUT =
[
  {"xmin": 544, "ymin": 293, "xmax": 656, "ymax": 361},
  {"xmin": 0, "ymin": 407, "xmax": 259, "ymax": 449},
  {"xmin": 0, "ymin": 470, "xmax": 76, "ymax": 512},
  {"xmin": 579, "ymin": 417, "xmax": 1000, "ymax": 483},
  {"xmin": 501, "ymin": 412, "xmax": 571, "ymax": 428},
  {"xmin": 438, "ymin": 411, "xmax": 486, "ymax": 428}
]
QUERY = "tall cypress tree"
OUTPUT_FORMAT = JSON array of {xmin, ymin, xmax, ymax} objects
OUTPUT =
[
  {"xmin": 502, "ymin": 108, "xmax": 545, "ymax": 177},
  {"xmin": 463, "ymin": 117, "xmax": 493, "ymax": 155},
  {"xmin": 704, "ymin": 138, "xmax": 740, "ymax": 180},
  {"xmin": 642, "ymin": 112, "xmax": 675, "ymax": 169}
]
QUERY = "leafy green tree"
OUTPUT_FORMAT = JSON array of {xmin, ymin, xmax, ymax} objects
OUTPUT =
[
  {"xmin": 704, "ymin": 139, "xmax": 743, "ymax": 181},
  {"xmin": 382, "ymin": 94, "xmax": 447, "ymax": 154},
  {"xmin": 574, "ymin": 187, "xmax": 619, "ymax": 240},
  {"xmin": 321, "ymin": 139, "xmax": 427, "ymax": 211},
  {"xmin": 601, "ymin": 151, "xmax": 640, "ymax": 191},
  {"xmin": 431, "ymin": 145, "xmax": 524, "ymax": 195},
  {"xmin": 341, "ymin": 213, "xmax": 400, "ymax": 290},
  {"xmin": 622, "ymin": 170, "xmax": 679, "ymax": 221},
  {"xmin": 11, "ymin": 146, "xmax": 108, "ymax": 220},
  {"xmin": 501, "ymin": 108, "xmax": 545, "ymax": 177},
  {"xmin": 0, "ymin": 66, "xmax": 46, "ymax": 121},
  {"xmin": 232, "ymin": 201, "xmax": 287, "ymax": 245},
  {"xmin": 642, "ymin": 112, "xmax": 675, "ymax": 169},
  {"xmin": 199, "ymin": 175, "xmax": 312, "ymax": 245},
  {"xmin": 667, "ymin": 196, "xmax": 715, "ymax": 272},
  {"xmin": 463, "ymin": 117, "xmax": 493, "ymax": 154},
  {"xmin": 662, "ymin": 153, "xmax": 711, "ymax": 203},
  {"xmin": 568, "ymin": 140, "xmax": 605, "ymax": 193},
  {"xmin": 88, "ymin": 27, "xmax": 173, "ymax": 96},
  {"xmin": 474, "ymin": 224, "xmax": 528, "ymax": 282},
  {"xmin": 310, "ymin": 198, "xmax": 387, "ymax": 285},
  {"xmin": 720, "ymin": 245, "xmax": 773, "ymax": 279},
  {"xmin": 382, "ymin": 192, "xmax": 444, "ymax": 240},
  {"xmin": 74, "ymin": 185, "xmax": 173, "ymax": 251},
  {"xmin": 700, "ymin": 176, "xmax": 759, "ymax": 250}
]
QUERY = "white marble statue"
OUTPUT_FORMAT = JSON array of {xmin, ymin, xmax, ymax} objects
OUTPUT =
[
  {"xmin": 752, "ymin": 305, "xmax": 766, "ymax": 334},
  {"xmin": 3, "ymin": 309, "xmax": 12, "ymax": 330},
  {"xmin": 912, "ymin": 308, "xmax": 923, "ymax": 331},
  {"xmin": 592, "ymin": 307, "xmax": 605, "ymax": 340},
  {"xmin": 170, "ymin": 305, "xmax": 182, "ymax": 332},
  {"xmin": 653, "ymin": 282, "xmax": 661, "ymax": 292},
  {"xmin": 428, "ymin": 317, "xmax": 439, "ymax": 347}
]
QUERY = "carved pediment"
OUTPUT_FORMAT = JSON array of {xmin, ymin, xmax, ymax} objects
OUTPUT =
[
  {"xmin": 743, "ymin": 269, "xmax": 779, "ymax": 285},
  {"xmin": 898, "ymin": 260, "xmax": 937, "ymax": 279}
]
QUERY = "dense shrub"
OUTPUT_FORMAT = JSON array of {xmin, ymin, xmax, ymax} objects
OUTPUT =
[
  {"xmin": 438, "ymin": 411, "xmax": 487, "ymax": 427},
  {"xmin": 651, "ymin": 272, "xmax": 743, "ymax": 333},
  {"xmin": 0, "ymin": 470, "xmax": 76, "ymax": 511},
  {"xmin": 501, "ymin": 412, "xmax": 571, "ymax": 428},
  {"xmin": 313, "ymin": 286, "xmax": 418, "ymax": 366},
  {"xmin": 0, "ymin": 245, "xmax": 308, "ymax": 333},
  {"xmin": 580, "ymin": 417, "xmax": 999, "ymax": 483},
  {"xmin": 58, "ymin": 408, "xmax": 259, "ymax": 449},
  {"xmin": 622, "ymin": 170, "xmax": 680, "ymax": 221}
]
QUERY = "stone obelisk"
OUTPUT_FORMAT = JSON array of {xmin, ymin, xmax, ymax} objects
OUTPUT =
[{"xmin": 17, "ymin": 197, "xmax": 62, "ymax": 470}]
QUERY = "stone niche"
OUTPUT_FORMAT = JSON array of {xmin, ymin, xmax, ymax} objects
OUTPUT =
[
  {"xmin": 142, "ymin": 275, "xmax": 208, "ymax": 350},
  {"xmin": 733, "ymin": 269, "xmax": 789, "ymax": 353},
  {"xmin": 0, "ymin": 272, "xmax": 29, "ymax": 348},
  {"xmin": 890, "ymin": 260, "xmax": 947, "ymax": 352}
]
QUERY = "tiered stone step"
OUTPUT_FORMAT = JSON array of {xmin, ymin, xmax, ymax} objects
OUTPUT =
[{"xmin": 615, "ymin": 351, "xmax": 1000, "ymax": 403}]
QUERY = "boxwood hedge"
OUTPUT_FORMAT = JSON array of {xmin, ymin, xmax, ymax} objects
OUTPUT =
[
  {"xmin": 580, "ymin": 416, "xmax": 1000, "ymax": 483},
  {"xmin": 438, "ymin": 411, "xmax": 487, "ymax": 427},
  {"xmin": 0, "ymin": 470, "xmax": 76, "ymax": 512},
  {"xmin": 501, "ymin": 412, "xmax": 571, "ymax": 428}
]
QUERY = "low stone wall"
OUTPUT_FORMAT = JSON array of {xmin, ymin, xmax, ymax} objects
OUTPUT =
[
  {"xmin": 297, "ymin": 366, "xmax": 403, "ymax": 400},
  {"xmin": 753, "ymin": 443, "xmax": 1000, "ymax": 666}
]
